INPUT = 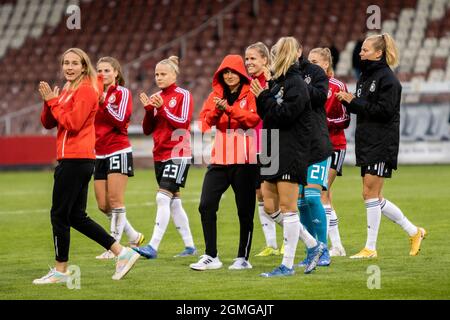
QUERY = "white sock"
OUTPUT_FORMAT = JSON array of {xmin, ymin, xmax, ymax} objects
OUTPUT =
[
  {"xmin": 329, "ymin": 209, "xmax": 343, "ymax": 247},
  {"xmin": 298, "ymin": 221, "xmax": 318, "ymax": 249},
  {"xmin": 365, "ymin": 198, "xmax": 382, "ymax": 251},
  {"xmin": 170, "ymin": 197, "xmax": 194, "ymax": 248},
  {"xmin": 281, "ymin": 213, "xmax": 300, "ymax": 269},
  {"xmin": 269, "ymin": 210, "xmax": 283, "ymax": 227},
  {"xmin": 258, "ymin": 202, "xmax": 277, "ymax": 248},
  {"xmin": 149, "ymin": 192, "xmax": 172, "ymax": 250},
  {"xmin": 123, "ymin": 215, "xmax": 140, "ymax": 244},
  {"xmin": 324, "ymin": 204, "xmax": 331, "ymax": 234},
  {"xmin": 111, "ymin": 207, "xmax": 127, "ymax": 242},
  {"xmin": 380, "ymin": 198, "xmax": 418, "ymax": 236}
]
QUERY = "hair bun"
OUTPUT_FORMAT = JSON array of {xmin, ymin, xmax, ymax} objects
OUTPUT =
[{"xmin": 168, "ymin": 56, "xmax": 179, "ymax": 66}]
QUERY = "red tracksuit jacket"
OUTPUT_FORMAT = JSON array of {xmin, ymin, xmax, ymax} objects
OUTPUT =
[
  {"xmin": 95, "ymin": 84, "xmax": 132, "ymax": 157},
  {"xmin": 40, "ymin": 78, "xmax": 100, "ymax": 160},
  {"xmin": 326, "ymin": 76, "xmax": 350, "ymax": 150},
  {"xmin": 142, "ymin": 83, "xmax": 193, "ymax": 162}
]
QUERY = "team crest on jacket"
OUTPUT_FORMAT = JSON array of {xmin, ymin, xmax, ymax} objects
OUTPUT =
[
  {"xmin": 108, "ymin": 94, "xmax": 116, "ymax": 104},
  {"xmin": 304, "ymin": 75, "xmax": 311, "ymax": 84},
  {"xmin": 328, "ymin": 89, "xmax": 332, "ymax": 98},
  {"xmin": 240, "ymin": 99, "xmax": 247, "ymax": 108},
  {"xmin": 169, "ymin": 97, "xmax": 177, "ymax": 108},
  {"xmin": 370, "ymin": 81, "xmax": 376, "ymax": 92},
  {"xmin": 275, "ymin": 87, "xmax": 284, "ymax": 105}
]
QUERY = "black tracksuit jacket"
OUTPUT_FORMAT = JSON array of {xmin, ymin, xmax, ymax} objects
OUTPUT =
[
  {"xmin": 343, "ymin": 56, "xmax": 401, "ymax": 169},
  {"xmin": 256, "ymin": 63, "xmax": 312, "ymax": 185},
  {"xmin": 298, "ymin": 56, "xmax": 333, "ymax": 165}
]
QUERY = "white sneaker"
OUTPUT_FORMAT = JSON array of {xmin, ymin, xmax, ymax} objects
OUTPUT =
[
  {"xmin": 329, "ymin": 245, "xmax": 346, "ymax": 257},
  {"xmin": 228, "ymin": 257, "xmax": 252, "ymax": 270},
  {"xmin": 112, "ymin": 247, "xmax": 140, "ymax": 280},
  {"xmin": 96, "ymin": 250, "xmax": 115, "ymax": 260},
  {"xmin": 190, "ymin": 254, "xmax": 223, "ymax": 271},
  {"xmin": 33, "ymin": 267, "xmax": 69, "ymax": 285}
]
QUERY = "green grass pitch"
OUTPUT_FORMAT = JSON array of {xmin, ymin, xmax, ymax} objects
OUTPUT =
[{"xmin": 0, "ymin": 165, "xmax": 449, "ymax": 300}]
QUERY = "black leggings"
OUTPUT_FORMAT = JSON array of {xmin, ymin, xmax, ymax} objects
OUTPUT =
[
  {"xmin": 51, "ymin": 160, "xmax": 115, "ymax": 262},
  {"xmin": 198, "ymin": 164, "xmax": 258, "ymax": 260}
]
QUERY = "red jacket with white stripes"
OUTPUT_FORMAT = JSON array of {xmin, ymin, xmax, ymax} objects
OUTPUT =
[
  {"xmin": 40, "ymin": 78, "xmax": 100, "ymax": 160},
  {"xmin": 142, "ymin": 83, "xmax": 193, "ymax": 162},
  {"xmin": 326, "ymin": 77, "xmax": 350, "ymax": 150},
  {"xmin": 95, "ymin": 85, "xmax": 132, "ymax": 156}
]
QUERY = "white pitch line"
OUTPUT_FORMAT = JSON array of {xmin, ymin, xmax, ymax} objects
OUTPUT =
[{"xmin": 0, "ymin": 198, "xmax": 201, "ymax": 215}]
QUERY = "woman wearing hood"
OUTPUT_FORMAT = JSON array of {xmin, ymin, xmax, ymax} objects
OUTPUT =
[
  {"xmin": 336, "ymin": 33, "xmax": 426, "ymax": 259},
  {"xmin": 190, "ymin": 55, "xmax": 260, "ymax": 271}
]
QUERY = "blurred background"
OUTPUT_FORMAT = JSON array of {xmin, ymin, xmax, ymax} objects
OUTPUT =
[{"xmin": 0, "ymin": 0, "xmax": 449, "ymax": 168}]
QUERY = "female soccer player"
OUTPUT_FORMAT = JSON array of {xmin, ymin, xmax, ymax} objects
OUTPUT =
[
  {"xmin": 134, "ymin": 56, "xmax": 196, "ymax": 259},
  {"xmin": 35, "ymin": 48, "xmax": 139, "ymax": 284},
  {"xmin": 93, "ymin": 56, "xmax": 144, "ymax": 260},
  {"xmin": 336, "ymin": 33, "xmax": 426, "ymax": 258},
  {"xmin": 190, "ymin": 54, "xmax": 260, "ymax": 271},
  {"xmin": 296, "ymin": 43, "xmax": 333, "ymax": 268},
  {"xmin": 245, "ymin": 42, "xmax": 282, "ymax": 257},
  {"xmin": 251, "ymin": 37, "xmax": 325, "ymax": 277},
  {"xmin": 308, "ymin": 47, "xmax": 350, "ymax": 257}
]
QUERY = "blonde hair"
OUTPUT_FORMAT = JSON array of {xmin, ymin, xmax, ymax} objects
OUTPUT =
[
  {"xmin": 310, "ymin": 47, "xmax": 334, "ymax": 77},
  {"xmin": 61, "ymin": 48, "xmax": 98, "ymax": 93},
  {"xmin": 97, "ymin": 56, "xmax": 125, "ymax": 86},
  {"xmin": 157, "ymin": 55, "xmax": 180, "ymax": 75},
  {"xmin": 246, "ymin": 42, "xmax": 271, "ymax": 66},
  {"xmin": 270, "ymin": 37, "xmax": 300, "ymax": 79},
  {"xmin": 366, "ymin": 33, "xmax": 399, "ymax": 68}
]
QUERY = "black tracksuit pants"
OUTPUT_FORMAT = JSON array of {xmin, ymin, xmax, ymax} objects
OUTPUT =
[
  {"xmin": 51, "ymin": 160, "xmax": 115, "ymax": 262},
  {"xmin": 198, "ymin": 164, "xmax": 258, "ymax": 260}
]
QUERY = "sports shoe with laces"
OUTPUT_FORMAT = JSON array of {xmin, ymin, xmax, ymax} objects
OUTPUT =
[
  {"xmin": 409, "ymin": 227, "xmax": 426, "ymax": 256},
  {"xmin": 133, "ymin": 244, "xmax": 157, "ymax": 259},
  {"xmin": 260, "ymin": 264, "xmax": 295, "ymax": 277},
  {"xmin": 112, "ymin": 247, "xmax": 140, "ymax": 280},
  {"xmin": 129, "ymin": 232, "xmax": 145, "ymax": 248},
  {"xmin": 297, "ymin": 256, "xmax": 311, "ymax": 267},
  {"xmin": 304, "ymin": 242, "xmax": 326, "ymax": 274},
  {"xmin": 174, "ymin": 246, "xmax": 197, "ymax": 257},
  {"xmin": 329, "ymin": 245, "xmax": 346, "ymax": 257},
  {"xmin": 254, "ymin": 247, "xmax": 280, "ymax": 257},
  {"xmin": 350, "ymin": 247, "xmax": 378, "ymax": 259},
  {"xmin": 317, "ymin": 247, "xmax": 331, "ymax": 267},
  {"xmin": 190, "ymin": 255, "xmax": 223, "ymax": 271},
  {"xmin": 95, "ymin": 250, "xmax": 115, "ymax": 260},
  {"xmin": 33, "ymin": 267, "xmax": 69, "ymax": 285},
  {"xmin": 228, "ymin": 257, "xmax": 253, "ymax": 270}
]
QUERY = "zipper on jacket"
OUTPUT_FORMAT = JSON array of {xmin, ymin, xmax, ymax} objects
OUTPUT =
[
  {"xmin": 62, "ymin": 130, "xmax": 68, "ymax": 158},
  {"xmin": 244, "ymin": 132, "xmax": 248, "ymax": 162}
]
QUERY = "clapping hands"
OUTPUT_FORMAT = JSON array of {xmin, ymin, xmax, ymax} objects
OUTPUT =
[
  {"xmin": 140, "ymin": 92, "xmax": 163, "ymax": 108},
  {"xmin": 38, "ymin": 81, "xmax": 59, "ymax": 101}
]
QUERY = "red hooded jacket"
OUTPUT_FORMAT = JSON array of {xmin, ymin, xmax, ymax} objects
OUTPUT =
[{"xmin": 199, "ymin": 55, "xmax": 260, "ymax": 165}]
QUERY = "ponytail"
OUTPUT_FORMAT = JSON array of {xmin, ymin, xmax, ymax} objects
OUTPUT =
[
  {"xmin": 271, "ymin": 37, "xmax": 300, "ymax": 79},
  {"xmin": 366, "ymin": 33, "xmax": 399, "ymax": 68}
]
